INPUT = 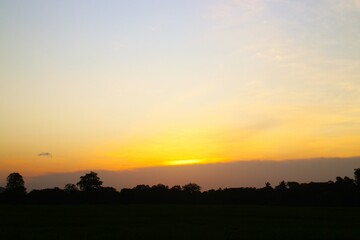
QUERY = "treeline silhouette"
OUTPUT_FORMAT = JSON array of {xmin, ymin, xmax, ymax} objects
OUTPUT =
[{"xmin": 1, "ymin": 169, "xmax": 360, "ymax": 206}]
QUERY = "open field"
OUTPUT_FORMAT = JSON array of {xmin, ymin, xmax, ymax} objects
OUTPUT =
[{"xmin": 0, "ymin": 205, "xmax": 359, "ymax": 240}]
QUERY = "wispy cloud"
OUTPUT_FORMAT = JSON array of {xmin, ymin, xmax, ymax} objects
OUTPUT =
[
  {"xmin": 209, "ymin": 0, "xmax": 266, "ymax": 24},
  {"xmin": 38, "ymin": 152, "xmax": 52, "ymax": 158},
  {"xmin": 332, "ymin": 0, "xmax": 360, "ymax": 12}
]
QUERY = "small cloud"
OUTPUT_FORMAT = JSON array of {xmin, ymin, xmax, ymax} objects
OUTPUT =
[
  {"xmin": 334, "ymin": 0, "xmax": 360, "ymax": 12},
  {"xmin": 208, "ymin": 0, "xmax": 266, "ymax": 25},
  {"xmin": 38, "ymin": 152, "xmax": 52, "ymax": 158}
]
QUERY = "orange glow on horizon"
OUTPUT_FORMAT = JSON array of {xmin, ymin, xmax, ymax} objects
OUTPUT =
[{"xmin": 164, "ymin": 159, "xmax": 203, "ymax": 166}]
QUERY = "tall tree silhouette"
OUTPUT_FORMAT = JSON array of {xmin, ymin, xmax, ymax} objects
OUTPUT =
[
  {"xmin": 354, "ymin": 168, "xmax": 360, "ymax": 187},
  {"xmin": 77, "ymin": 172, "xmax": 103, "ymax": 191},
  {"xmin": 6, "ymin": 172, "xmax": 26, "ymax": 194}
]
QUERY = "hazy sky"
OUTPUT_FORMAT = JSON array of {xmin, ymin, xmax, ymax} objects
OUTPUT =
[{"xmin": 1, "ymin": 0, "xmax": 360, "ymax": 177}]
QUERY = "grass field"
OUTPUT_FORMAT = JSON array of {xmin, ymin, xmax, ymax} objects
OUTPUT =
[{"xmin": 0, "ymin": 205, "xmax": 359, "ymax": 240}]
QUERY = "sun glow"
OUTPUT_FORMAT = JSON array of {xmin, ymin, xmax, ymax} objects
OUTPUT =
[{"xmin": 165, "ymin": 159, "xmax": 203, "ymax": 166}]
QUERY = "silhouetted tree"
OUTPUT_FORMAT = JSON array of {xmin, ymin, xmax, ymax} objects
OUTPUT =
[
  {"xmin": 64, "ymin": 183, "xmax": 78, "ymax": 193},
  {"xmin": 343, "ymin": 176, "xmax": 354, "ymax": 184},
  {"xmin": 354, "ymin": 168, "xmax": 360, "ymax": 187},
  {"xmin": 6, "ymin": 172, "xmax": 26, "ymax": 194},
  {"xmin": 182, "ymin": 183, "xmax": 201, "ymax": 193},
  {"xmin": 287, "ymin": 181, "xmax": 300, "ymax": 190},
  {"xmin": 77, "ymin": 172, "xmax": 103, "ymax": 191},
  {"xmin": 275, "ymin": 181, "xmax": 287, "ymax": 190},
  {"xmin": 133, "ymin": 184, "xmax": 150, "ymax": 192},
  {"xmin": 171, "ymin": 185, "xmax": 182, "ymax": 191},
  {"xmin": 28, "ymin": 187, "xmax": 67, "ymax": 204},
  {"xmin": 265, "ymin": 182, "xmax": 272, "ymax": 189},
  {"xmin": 336, "ymin": 176, "xmax": 343, "ymax": 183},
  {"xmin": 151, "ymin": 184, "xmax": 169, "ymax": 191}
]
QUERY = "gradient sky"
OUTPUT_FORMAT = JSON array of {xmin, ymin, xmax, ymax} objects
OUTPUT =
[{"xmin": 1, "ymin": 0, "xmax": 360, "ymax": 177}]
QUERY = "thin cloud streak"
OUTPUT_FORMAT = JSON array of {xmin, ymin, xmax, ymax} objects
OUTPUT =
[{"xmin": 38, "ymin": 152, "xmax": 52, "ymax": 158}]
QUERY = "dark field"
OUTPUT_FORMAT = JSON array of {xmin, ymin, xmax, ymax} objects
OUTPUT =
[{"xmin": 0, "ymin": 205, "xmax": 360, "ymax": 240}]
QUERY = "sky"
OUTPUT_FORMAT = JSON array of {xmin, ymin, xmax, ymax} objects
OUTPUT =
[{"xmin": 1, "ymin": 0, "xmax": 360, "ymax": 182}]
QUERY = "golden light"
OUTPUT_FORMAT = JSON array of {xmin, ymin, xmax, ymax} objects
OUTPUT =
[{"xmin": 165, "ymin": 159, "xmax": 203, "ymax": 166}]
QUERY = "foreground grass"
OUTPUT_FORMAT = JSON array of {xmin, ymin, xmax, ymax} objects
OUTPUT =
[{"xmin": 0, "ymin": 204, "xmax": 359, "ymax": 239}]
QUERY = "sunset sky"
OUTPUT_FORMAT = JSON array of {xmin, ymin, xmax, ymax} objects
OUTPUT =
[{"xmin": 1, "ymin": 0, "xmax": 360, "ymax": 179}]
